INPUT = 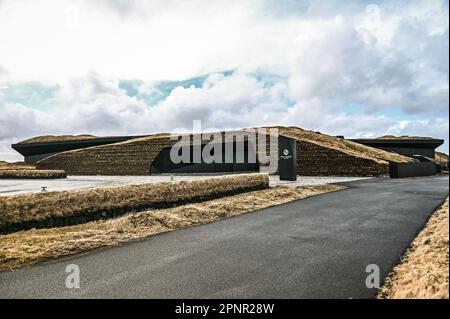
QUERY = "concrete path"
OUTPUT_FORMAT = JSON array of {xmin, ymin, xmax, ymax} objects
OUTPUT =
[
  {"xmin": 0, "ymin": 175, "xmax": 371, "ymax": 196},
  {"xmin": 0, "ymin": 176, "xmax": 448, "ymax": 298}
]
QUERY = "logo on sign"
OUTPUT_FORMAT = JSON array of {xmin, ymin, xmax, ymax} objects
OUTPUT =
[{"xmin": 281, "ymin": 148, "xmax": 292, "ymax": 160}]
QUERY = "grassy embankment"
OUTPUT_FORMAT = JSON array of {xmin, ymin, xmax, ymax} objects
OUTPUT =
[
  {"xmin": 379, "ymin": 198, "xmax": 449, "ymax": 299},
  {"xmin": 0, "ymin": 161, "xmax": 66, "ymax": 179},
  {"xmin": 0, "ymin": 173, "xmax": 269, "ymax": 233}
]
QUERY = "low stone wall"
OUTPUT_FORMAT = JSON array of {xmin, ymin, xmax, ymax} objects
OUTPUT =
[{"xmin": 389, "ymin": 162, "xmax": 437, "ymax": 178}]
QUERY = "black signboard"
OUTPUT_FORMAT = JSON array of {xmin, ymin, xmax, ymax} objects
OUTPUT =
[{"xmin": 278, "ymin": 136, "xmax": 297, "ymax": 181}]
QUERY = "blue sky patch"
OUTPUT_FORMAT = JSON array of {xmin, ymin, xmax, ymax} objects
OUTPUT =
[
  {"xmin": 2, "ymin": 81, "xmax": 59, "ymax": 109},
  {"xmin": 119, "ymin": 71, "xmax": 234, "ymax": 106}
]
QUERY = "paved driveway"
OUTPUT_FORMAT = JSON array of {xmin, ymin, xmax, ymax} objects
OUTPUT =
[{"xmin": 0, "ymin": 176, "xmax": 448, "ymax": 298}]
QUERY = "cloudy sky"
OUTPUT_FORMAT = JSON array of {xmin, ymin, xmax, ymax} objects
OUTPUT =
[{"xmin": 0, "ymin": 0, "xmax": 448, "ymax": 161}]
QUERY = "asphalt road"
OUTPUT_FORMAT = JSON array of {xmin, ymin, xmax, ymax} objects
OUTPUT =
[{"xmin": 0, "ymin": 176, "xmax": 448, "ymax": 298}]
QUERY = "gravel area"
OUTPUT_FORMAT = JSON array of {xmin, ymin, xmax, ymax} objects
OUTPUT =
[{"xmin": 0, "ymin": 174, "xmax": 372, "ymax": 196}]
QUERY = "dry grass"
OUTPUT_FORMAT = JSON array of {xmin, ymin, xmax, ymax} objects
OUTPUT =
[
  {"xmin": 0, "ymin": 161, "xmax": 35, "ymax": 170},
  {"xmin": 379, "ymin": 198, "xmax": 449, "ymax": 299},
  {"xmin": 0, "ymin": 169, "xmax": 66, "ymax": 179},
  {"xmin": 265, "ymin": 126, "xmax": 412, "ymax": 164},
  {"xmin": 18, "ymin": 134, "xmax": 97, "ymax": 144},
  {"xmin": 436, "ymin": 152, "xmax": 449, "ymax": 165},
  {"xmin": 0, "ymin": 184, "xmax": 345, "ymax": 271},
  {"xmin": 0, "ymin": 173, "xmax": 268, "ymax": 229},
  {"xmin": 0, "ymin": 161, "xmax": 65, "ymax": 179},
  {"xmin": 377, "ymin": 135, "xmax": 434, "ymax": 140}
]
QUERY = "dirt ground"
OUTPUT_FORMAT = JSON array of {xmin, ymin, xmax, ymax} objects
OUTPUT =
[
  {"xmin": 0, "ymin": 184, "xmax": 344, "ymax": 271},
  {"xmin": 379, "ymin": 198, "xmax": 449, "ymax": 299}
]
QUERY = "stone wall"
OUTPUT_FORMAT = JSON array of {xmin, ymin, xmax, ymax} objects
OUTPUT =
[
  {"xmin": 37, "ymin": 133, "xmax": 389, "ymax": 176},
  {"xmin": 37, "ymin": 137, "xmax": 175, "ymax": 175},
  {"xmin": 296, "ymin": 140, "xmax": 389, "ymax": 176}
]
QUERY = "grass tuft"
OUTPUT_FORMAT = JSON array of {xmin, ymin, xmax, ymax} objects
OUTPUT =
[{"xmin": 0, "ymin": 169, "xmax": 66, "ymax": 179}]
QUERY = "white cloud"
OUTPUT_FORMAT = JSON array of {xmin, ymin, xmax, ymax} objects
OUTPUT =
[
  {"xmin": 0, "ymin": 0, "xmax": 448, "ymax": 160},
  {"xmin": 1, "ymin": 71, "xmax": 448, "ymax": 162}
]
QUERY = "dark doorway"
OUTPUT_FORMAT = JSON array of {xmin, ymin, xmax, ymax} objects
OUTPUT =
[{"xmin": 150, "ymin": 141, "xmax": 259, "ymax": 174}]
